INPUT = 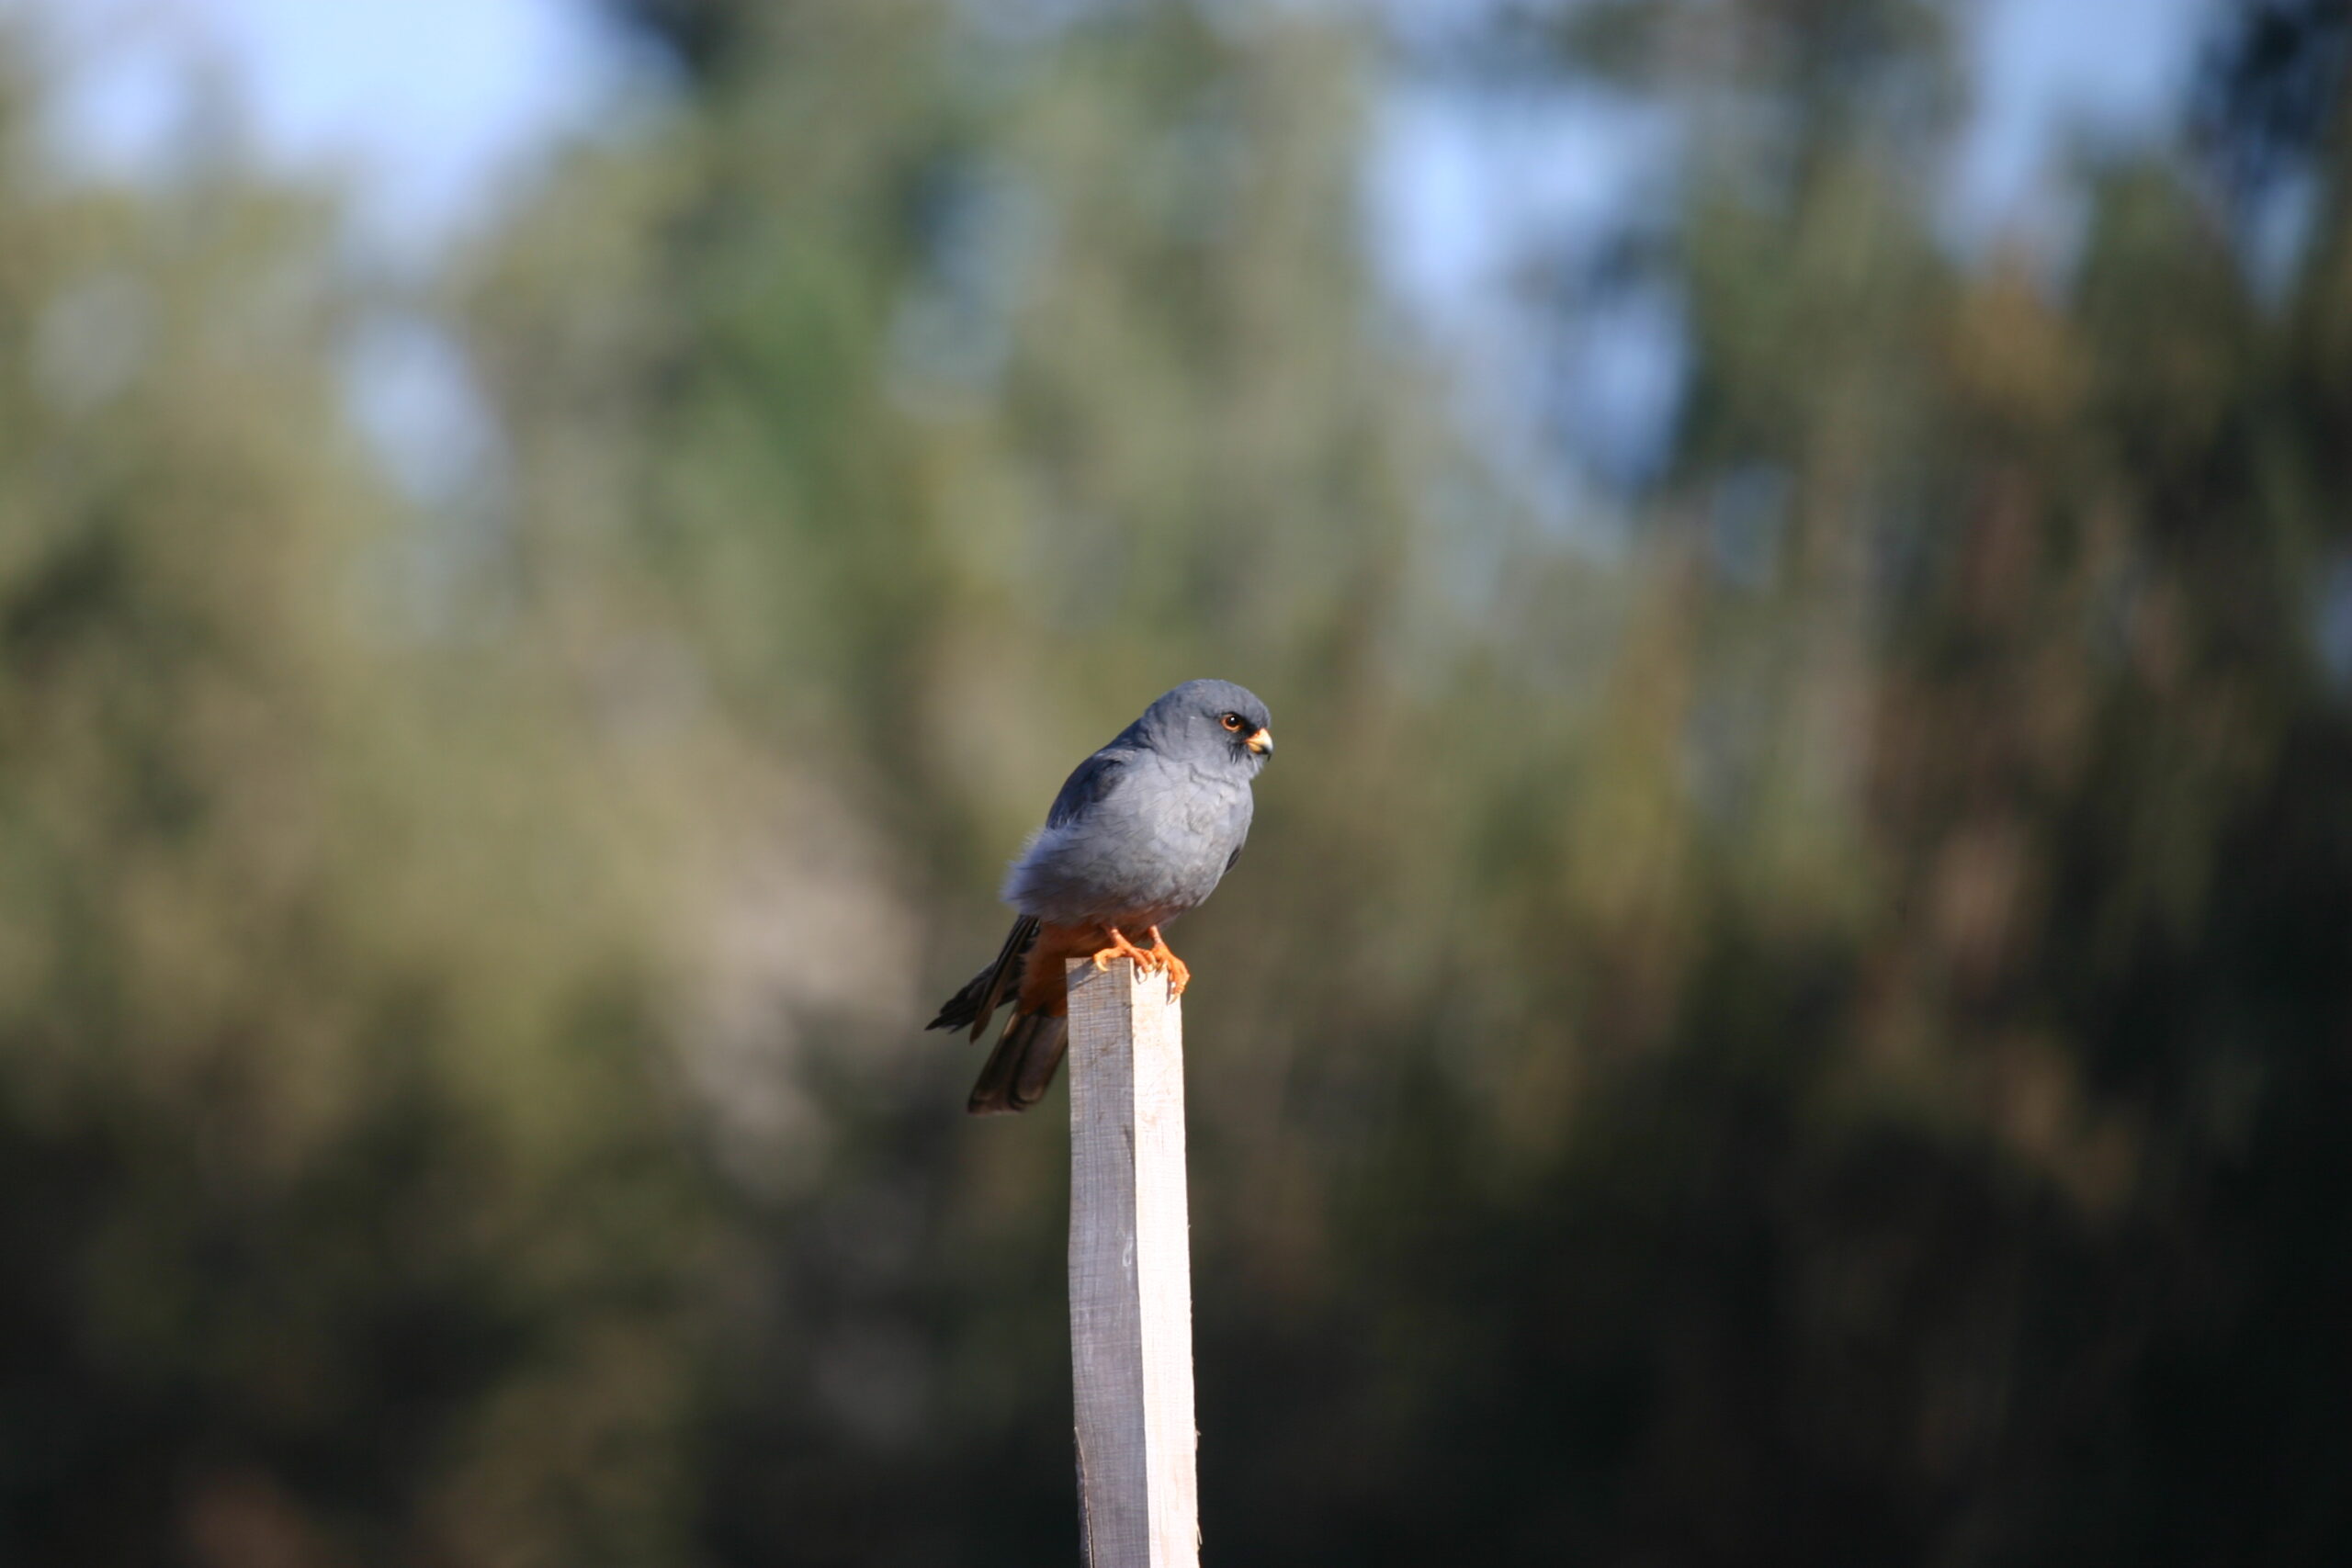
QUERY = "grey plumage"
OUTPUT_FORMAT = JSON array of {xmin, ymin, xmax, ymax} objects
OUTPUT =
[
  {"xmin": 928, "ymin": 679, "xmax": 1272, "ymax": 1114},
  {"xmin": 1003, "ymin": 682, "xmax": 1268, "ymax": 930}
]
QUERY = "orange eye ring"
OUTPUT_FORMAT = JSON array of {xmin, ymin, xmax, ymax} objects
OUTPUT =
[{"xmin": 1220, "ymin": 713, "xmax": 1243, "ymax": 731}]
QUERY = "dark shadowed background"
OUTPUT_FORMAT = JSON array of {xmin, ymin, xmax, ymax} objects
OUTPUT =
[{"xmin": 3, "ymin": 0, "xmax": 2349, "ymax": 1563}]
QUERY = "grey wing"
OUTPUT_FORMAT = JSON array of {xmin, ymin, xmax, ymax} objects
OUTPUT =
[
  {"xmin": 1045, "ymin": 748, "xmax": 1134, "ymax": 829},
  {"xmin": 1002, "ymin": 749, "xmax": 1143, "ymax": 921}
]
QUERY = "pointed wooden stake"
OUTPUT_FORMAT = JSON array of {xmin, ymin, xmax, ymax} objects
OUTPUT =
[{"xmin": 1065, "ymin": 956, "xmax": 1200, "ymax": 1568}]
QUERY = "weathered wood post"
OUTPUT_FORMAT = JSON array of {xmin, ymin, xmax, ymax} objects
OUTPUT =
[{"xmin": 1064, "ymin": 955, "xmax": 1200, "ymax": 1568}]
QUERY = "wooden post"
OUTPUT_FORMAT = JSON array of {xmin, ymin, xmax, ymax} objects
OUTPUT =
[{"xmin": 1065, "ymin": 956, "xmax": 1200, "ymax": 1568}]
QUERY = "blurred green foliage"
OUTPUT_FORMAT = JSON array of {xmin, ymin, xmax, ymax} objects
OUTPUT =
[{"xmin": 3, "ymin": 1, "xmax": 2349, "ymax": 1563}]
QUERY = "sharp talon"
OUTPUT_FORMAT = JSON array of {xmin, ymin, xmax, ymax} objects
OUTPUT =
[{"xmin": 1144, "ymin": 927, "xmax": 1190, "ymax": 996}]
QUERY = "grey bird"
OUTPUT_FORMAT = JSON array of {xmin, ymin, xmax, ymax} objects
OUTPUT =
[{"xmin": 927, "ymin": 679, "xmax": 1273, "ymax": 1114}]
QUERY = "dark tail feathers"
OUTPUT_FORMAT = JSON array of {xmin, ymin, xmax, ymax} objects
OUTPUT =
[
  {"xmin": 964, "ymin": 1010, "xmax": 1069, "ymax": 1116},
  {"xmin": 930, "ymin": 915, "xmax": 1065, "ymax": 1114},
  {"xmin": 927, "ymin": 916, "xmax": 1038, "ymax": 1040}
]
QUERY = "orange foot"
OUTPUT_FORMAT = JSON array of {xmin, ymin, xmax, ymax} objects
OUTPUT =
[
  {"xmin": 1089, "ymin": 926, "xmax": 1160, "ymax": 976},
  {"xmin": 1145, "ymin": 927, "xmax": 1191, "ymax": 996}
]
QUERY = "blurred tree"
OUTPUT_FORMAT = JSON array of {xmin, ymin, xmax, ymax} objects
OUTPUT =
[
  {"xmin": 469, "ymin": 0, "xmax": 2352, "ymax": 1562},
  {"xmin": 465, "ymin": 3, "xmax": 1471, "ymax": 1559},
  {"xmin": 2196, "ymin": 0, "xmax": 2352, "ymax": 204},
  {"xmin": 0, "ymin": 30, "xmax": 724, "ymax": 1568},
  {"xmin": 4, "ymin": 0, "xmax": 2350, "ymax": 1562},
  {"xmin": 602, "ymin": 0, "xmax": 755, "ymax": 83}
]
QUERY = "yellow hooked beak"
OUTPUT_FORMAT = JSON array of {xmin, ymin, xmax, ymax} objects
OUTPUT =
[{"xmin": 1244, "ymin": 727, "xmax": 1273, "ymax": 755}]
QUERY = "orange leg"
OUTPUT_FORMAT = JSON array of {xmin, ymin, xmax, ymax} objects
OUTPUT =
[
  {"xmin": 1089, "ymin": 925, "xmax": 1162, "ymax": 976},
  {"xmin": 1144, "ymin": 927, "xmax": 1191, "ymax": 996}
]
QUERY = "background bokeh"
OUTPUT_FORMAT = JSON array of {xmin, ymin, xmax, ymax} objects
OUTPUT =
[{"xmin": 4, "ymin": 1, "xmax": 2350, "ymax": 1563}]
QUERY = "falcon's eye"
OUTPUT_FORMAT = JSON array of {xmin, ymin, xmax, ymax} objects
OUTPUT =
[{"xmin": 1220, "ymin": 713, "xmax": 1243, "ymax": 731}]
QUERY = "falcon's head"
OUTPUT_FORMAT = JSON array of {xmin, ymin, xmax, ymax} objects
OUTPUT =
[{"xmin": 1139, "ymin": 679, "xmax": 1273, "ymax": 775}]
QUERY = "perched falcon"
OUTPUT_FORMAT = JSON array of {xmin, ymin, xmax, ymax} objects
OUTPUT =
[{"xmin": 928, "ymin": 679, "xmax": 1273, "ymax": 1114}]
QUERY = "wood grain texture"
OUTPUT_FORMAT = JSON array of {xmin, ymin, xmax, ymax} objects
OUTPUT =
[{"xmin": 1066, "ymin": 957, "xmax": 1200, "ymax": 1568}]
